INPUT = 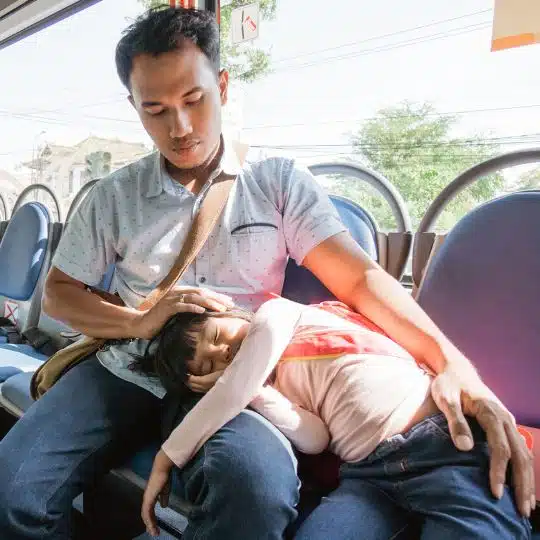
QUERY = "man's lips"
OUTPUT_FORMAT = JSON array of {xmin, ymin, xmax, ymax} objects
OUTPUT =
[{"xmin": 172, "ymin": 141, "xmax": 199, "ymax": 152}]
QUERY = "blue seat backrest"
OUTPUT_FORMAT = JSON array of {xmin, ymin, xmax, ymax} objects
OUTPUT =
[
  {"xmin": 96, "ymin": 263, "xmax": 115, "ymax": 292},
  {"xmin": 416, "ymin": 191, "xmax": 540, "ymax": 428},
  {"xmin": 281, "ymin": 195, "xmax": 378, "ymax": 304},
  {"xmin": 0, "ymin": 202, "xmax": 50, "ymax": 301}
]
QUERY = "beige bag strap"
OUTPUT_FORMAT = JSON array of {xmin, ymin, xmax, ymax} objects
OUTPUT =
[{"xmin": 139, "ymin": 172, "xmax": 236, "ymax": 311}]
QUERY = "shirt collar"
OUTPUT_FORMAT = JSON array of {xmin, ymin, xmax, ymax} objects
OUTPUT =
[{"xmin": 144, "ymin": 135, "xmax": 249, "ymax": 198}]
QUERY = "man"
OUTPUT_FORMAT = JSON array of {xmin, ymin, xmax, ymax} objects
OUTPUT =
[{"xmin": 0, "ymin": 6, "xmax": 534, "ymax": 540}]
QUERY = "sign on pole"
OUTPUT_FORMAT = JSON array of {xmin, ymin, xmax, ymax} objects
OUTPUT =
[
  {"xmin": 492, "ymin": 0, "xmax": 540, "ymax": 51},
  {"xmin": 231, "ymin": 3, "xmax": 259, "ymax": 44}
]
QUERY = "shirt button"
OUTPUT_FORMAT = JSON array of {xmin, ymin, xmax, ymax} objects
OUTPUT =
[{"xmin": 199, "ymin": 276, "xmax": 206, "ymax": 283}]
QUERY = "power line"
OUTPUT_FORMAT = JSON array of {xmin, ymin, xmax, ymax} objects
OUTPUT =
[
  {"xmin": 3, "ymin": 100, "xmax": 539, "ymax": 132},
  {"xmin": 0, "ymin": 109, "xmax": 141, "ymax": 128},
  {"xmin": 259, "ymin": 22, "xmax": 491, "ymax": 76},
  {"xmin": 251, "ymin": 136, "xmax": 540, "ymax": 151},
  {"xmin": 243, "ymin": 104, "xmax": 540, "ymax": 131},
  {"xmin": 271, "ymin": 9, "xmax": 492, "ymax": 65}
]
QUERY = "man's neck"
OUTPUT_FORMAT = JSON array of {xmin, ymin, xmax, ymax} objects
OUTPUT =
[{"xmin": 165, "ymin": 138, "xmax": 223, "ymax": 194}]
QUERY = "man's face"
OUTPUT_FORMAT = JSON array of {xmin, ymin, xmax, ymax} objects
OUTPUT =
[{"xmin": 128, "ymin": 41, "xmax": 227, "ymax": 170}]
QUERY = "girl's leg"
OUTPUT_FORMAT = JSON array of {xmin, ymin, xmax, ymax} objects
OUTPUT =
[{"xmin": 294, "ymin": 477, "xmax": 410, "ymax": 540}]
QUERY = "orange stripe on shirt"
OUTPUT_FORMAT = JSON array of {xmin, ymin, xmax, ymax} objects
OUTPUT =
[{"xmin": 279, "ymin": 300, "xmax": 410, "ymax": 363}]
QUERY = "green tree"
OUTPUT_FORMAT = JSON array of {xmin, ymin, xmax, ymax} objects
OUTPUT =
[
  {"xmin": 516, "ymin": 168, "xmax": 540, "ymax": 190},
  {"xmin": 329, "ymin": 102, "xmax": 504, "ymax": 232},
  {"xmin": 139, "ymin": 0, "xmax": 277, "ymax": 83}
]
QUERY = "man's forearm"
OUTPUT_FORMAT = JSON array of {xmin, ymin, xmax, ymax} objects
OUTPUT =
[
  {"xmin": 43, "ymin": 282, "xmax": 142, "ymax": 339},
  {"xmin": 352, "ymin": 267, "xmax": 479, "ymax": 381}
]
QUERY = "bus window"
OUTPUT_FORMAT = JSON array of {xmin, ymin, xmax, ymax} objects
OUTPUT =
[
  {"xmin": 0, "ymin": 0, "xmax": 156, "ymax": 219},
  {"xmin": 224, "ymin": 0, "xmax": 540, "ymax": 243}
]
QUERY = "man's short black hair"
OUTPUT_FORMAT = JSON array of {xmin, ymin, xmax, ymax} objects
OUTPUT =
[{"xmin": 115, "ymin": 6, "xmax": 220, "ymax": 91}]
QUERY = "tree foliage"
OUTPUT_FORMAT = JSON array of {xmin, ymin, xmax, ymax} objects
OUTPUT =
[
  {"xmin": 138, "ymin": 0, "xmax": 276, "ymax": 83},
  {"xmin": 329, "ymin": 102, "xmax": 504, "ymax": 232}
]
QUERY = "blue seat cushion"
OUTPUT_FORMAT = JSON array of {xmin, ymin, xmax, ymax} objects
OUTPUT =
[
  {"xmin": 0, "ymin": 371, "xmax": 34, "ymax": 412},
  {"xmin": 0, "ymin": 344, "xmax": 46, "ymax": 383},
  {"xmin": 0, "ymin": 202, "xmax": 50, "ymax": 300},
  {"xmin": 0, "ymin": 366, "xmax": 22, "ymax": 382}
]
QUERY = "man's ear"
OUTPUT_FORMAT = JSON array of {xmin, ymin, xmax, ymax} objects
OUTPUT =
[{"xmin": 219, "ymin": 69, "xmax": 229, "ymax": 106}]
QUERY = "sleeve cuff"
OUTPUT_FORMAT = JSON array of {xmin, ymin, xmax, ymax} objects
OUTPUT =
[{"xmin": 293, "ymin": 218, "xmax": 347, "ymax": 265}]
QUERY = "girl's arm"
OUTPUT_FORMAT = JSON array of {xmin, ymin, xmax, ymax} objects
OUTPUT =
[
  {"xmin": 161, "ymin": 298, "xmax": 304, "ymax": 468},
  {"xmin": 250, "ymin": 385, "xmax": 330, "ymax": 454}
]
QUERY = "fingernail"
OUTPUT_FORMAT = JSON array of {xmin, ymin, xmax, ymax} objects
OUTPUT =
[
  {"xmin": 494, "ymin": 484, "xmax": 504, "ymax": 499},
  {"xmin": 523, "ymin": 501, "xmax": 531, "ymax": 518},
  {"xmin": 531, "ymin": 495, "xmax": 537, "ymax": 510},
  {"xmin": 456, "ymin": 435, "xmax": 473, "ymax": 450}
]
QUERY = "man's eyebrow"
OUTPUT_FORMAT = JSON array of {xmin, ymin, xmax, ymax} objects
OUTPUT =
[
  {"xmin": 141, "ymin": 87, "xmax": 204, "ymax": 108},
  {"xmin": 141, "ymin": 100, "xmax": 162, "ymax": 107}
]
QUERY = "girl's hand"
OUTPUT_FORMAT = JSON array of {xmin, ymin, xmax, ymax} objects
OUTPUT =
[
  {"xmin": 141, "ymin": 450, "xmax": 175, "ymax": 536},
  {"xmin": 187, "ymin": 369, "xmax": 225, "ymax": 393}
]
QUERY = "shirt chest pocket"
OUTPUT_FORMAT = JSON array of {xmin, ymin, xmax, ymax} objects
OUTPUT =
[{"xmin": 230, "ymin": 223, "xmax": 283, "ymax": 277}]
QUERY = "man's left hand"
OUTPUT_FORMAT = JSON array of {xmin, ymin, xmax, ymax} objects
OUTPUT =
[{"xmin": 431, "ymin": 369, "xmax": 536, "ymax": 518}]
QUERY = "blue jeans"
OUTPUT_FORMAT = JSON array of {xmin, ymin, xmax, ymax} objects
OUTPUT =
[
  {"xmin": 0, "ymin": 355, "xmax": 299, "ymax": 539},
  {"xmin": 295, "ymin": 413, "xmax": 532, "ymax": 540}
]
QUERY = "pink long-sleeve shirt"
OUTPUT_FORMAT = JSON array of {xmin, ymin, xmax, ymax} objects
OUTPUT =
[{"xmin": 162, "ymin": 297, "xmax": 433, "ymax": 468}]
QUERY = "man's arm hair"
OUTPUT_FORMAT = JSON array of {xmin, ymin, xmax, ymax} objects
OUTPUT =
[{"xmin": 42, "ymin": 267, "xmax": 142, "ymax": 339}]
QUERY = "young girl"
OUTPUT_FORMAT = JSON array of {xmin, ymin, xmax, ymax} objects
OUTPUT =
[{"xmin": 136, "ymin": 296, "xmax": 532, "ymax": 539}]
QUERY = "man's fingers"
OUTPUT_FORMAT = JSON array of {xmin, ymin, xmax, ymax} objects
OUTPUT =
[
  {"xmin": 505, "ymin": 422, "xmax": 534, "ymax": 517},
  {"xmin": 198, "ymin": 287, "xmax": 235, "ymax": 306},
  {"xmin": 169, "ymin": 288, "xmax": 235, "ymax": 311},
  {"xmin": 174, "ymin": 301, "xmax": 206, "ymax": 314},
  {"xmin": 431, "ymin": 377, "xmax": 473, "ymax": 451},
  {"xmin": 473, "ymin": 403, "xmax": 511, "ymax": 499},
  {"xmin": 444, "ymin": 400, "xmax": 474, "ymax": 451}
]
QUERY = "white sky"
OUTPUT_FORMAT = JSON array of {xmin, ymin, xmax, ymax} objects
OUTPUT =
[{"xmin": 0, "ymin": 0, "xmax": 539, "ymax": 171}]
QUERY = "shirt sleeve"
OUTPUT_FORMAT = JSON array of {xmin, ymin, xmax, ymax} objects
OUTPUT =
[
  {"xmin": 280, "ymin": 159, "xmax": 347, "ymax": 265},
  {"xmin": 52, "ymin": 183, "xmax": 116, "ymax": 286},
  {"xmin": 249, "ymin": 385, "xmax": 330, "ymax": 454},
  {"xmin": 161, "ymin": 298, "xmax": 304, "ymax": 468}
]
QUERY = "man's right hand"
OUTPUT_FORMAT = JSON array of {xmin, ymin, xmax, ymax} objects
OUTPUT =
[{"xmin": 133, "ymin": 286, "xmax": 235, "ymax": 340}]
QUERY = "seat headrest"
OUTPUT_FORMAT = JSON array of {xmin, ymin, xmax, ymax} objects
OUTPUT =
[
  {"xmin": 0, "ymin": 202, "xmax": 50, "ymax": 301},
  {"xmin": 417, "ymin": 191, "xmax": 540, "ymax": 427},
  {"xmin": 281, "ymin": 196, "xmax": 378, "ymax": 305}
]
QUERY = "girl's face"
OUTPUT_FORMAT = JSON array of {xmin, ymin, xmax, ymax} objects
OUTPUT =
[{"xmin": 185, "ymin": 315, "xmax": 250, "ymax": 377}]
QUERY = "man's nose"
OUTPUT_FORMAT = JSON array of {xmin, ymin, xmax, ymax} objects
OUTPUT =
[{"xmin": 169, "ymin": 109, "xmax": 193, "ymax": 139}]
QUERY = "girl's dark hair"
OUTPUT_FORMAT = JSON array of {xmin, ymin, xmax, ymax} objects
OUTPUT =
[
  {"xmin": 115, "ymin": 6, "xmax": 220, "ymax": 90},
  {"xmin": 132, "ymin": 308, "xmax": 253, "ymax": 398}
]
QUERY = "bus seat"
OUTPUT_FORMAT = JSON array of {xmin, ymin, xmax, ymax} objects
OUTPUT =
[
  {"xmin": 281, "ymin": 195, "xmax": 378, "ymax": 304},
  {"xmin": 0, "ymin": 203, "xmax": 60, "ymax": 376},
  {"xmin": 0, "ymin": 263, "xmax": 116, "ymax": 397},
  {"xmin": 416, "ymin": 191, "xmax": 540, "ymax": 499},
  {"xmin": 0, "ymin": 180, "xmax": 113, "ymax": 386},
  {"xmin": 0, "ymin": 220, "xmax": 8, "ymax": 243}
]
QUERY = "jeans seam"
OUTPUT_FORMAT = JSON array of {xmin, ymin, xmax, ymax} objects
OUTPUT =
[
  {"xmin": 388, "ymin": 524, "xmax": 408, "ymax": 540},
  {"xmin": 190, "ymin": 444, "xmax": 209, "ymax": 540}
]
